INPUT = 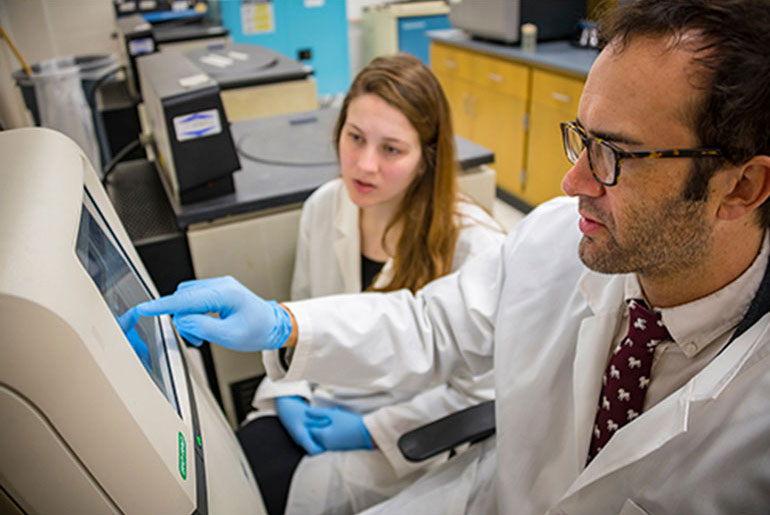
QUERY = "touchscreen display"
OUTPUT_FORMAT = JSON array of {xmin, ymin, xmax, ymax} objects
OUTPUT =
[{"xmin": 75, "ymin": 191, "xmax": 179, "ymax": 414}]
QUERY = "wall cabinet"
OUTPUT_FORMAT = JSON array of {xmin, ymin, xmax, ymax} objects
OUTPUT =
[
  {"xmin": 432, "ymin": 41, "xmax": 586, "ymax": 207},
  {"xmin": 432, "ymin": 43, "xmax": 529, "ymax": 198},
  {"xmin": 525, "ymin": 70, "xmax": 585, "ymax": 205}
]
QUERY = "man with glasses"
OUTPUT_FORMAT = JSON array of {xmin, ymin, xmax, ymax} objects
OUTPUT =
[{"xmin": 137, "ymin": 0, "xmax": 770, "ymax": 512}]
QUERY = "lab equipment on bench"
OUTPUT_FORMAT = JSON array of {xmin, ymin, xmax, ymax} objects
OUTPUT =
[
  {"xmin": 184, "ymin": 43, "xmax": 317, "ymax": 121},
  {"xmin": 136, "ymin": 45, "xmax": 317, "ymax": 205},
  {"xmin": 449, "ymin": 0, "xmax": 586, "ymax": 45},
  {"xmin": 138, "ymin": 48, "xmax": 240, "ymax": 204},
  {"xmin": 0, "ymin": 127, "xmax": 266, "ymax": 514},
  {"xmin": 116, "ymin": 13, "xmax": 230, "ymax": 98}
]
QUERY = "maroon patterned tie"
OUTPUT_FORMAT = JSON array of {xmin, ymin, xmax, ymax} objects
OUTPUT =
[{"xmin": 586, "ymin": 299, "xmax": 670, "ymax": 464}]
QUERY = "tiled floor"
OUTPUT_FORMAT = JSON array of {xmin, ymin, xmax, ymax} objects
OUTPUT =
[{"xmin": 493, "ymin": 198, "xmax": 527, "ymax": 233}]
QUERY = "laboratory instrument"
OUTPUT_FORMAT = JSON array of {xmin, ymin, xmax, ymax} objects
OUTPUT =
[
  {"xmin": 449, "ymin": 0, "xmax": 586, "ymax": 45},
  {"xmin": 0, "ymin": 127, "xmax": 267, "ymax": 514}
]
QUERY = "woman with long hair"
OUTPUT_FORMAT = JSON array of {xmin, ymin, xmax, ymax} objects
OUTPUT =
[{"xmin": 239, "ymin": 54, "xmax": 504, "ymax": 515}]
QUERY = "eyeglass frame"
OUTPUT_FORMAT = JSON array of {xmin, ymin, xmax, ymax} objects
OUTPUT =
[{"xmin": 560, "ymin": 120, "xmax": 723, "ymax": 186}]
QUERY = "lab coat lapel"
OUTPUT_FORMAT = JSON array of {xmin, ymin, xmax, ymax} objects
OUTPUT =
[
  {"xmin": 567, "ymin": 271, "xmax": 689, "ymax": 492},
  {"xmin": 334, "ymin": 187, "xmax": 362, "ymax": 293},
  {"xmin": 571, "ymin": 272, "xmax": 625, "ymax": 469},
  {"xmin": 564, "ymin": 299, "xmax": 770, "ymax": 500}
]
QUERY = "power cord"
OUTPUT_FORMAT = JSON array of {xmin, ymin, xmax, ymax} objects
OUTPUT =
[{"xmin": 101, "ymin": 133, "xmax": 154, "ymax": 185}]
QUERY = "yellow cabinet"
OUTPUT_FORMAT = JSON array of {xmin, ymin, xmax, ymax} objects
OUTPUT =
[
  {"xmin": 471, "ymin": 84, "xmax": 527, "ymax": 196},
  {"xmin": 431, "ymin": 43, "xmax": 529, "ymax": 197},
  {"xmin": 432, "ymin": 41, "xmax": 587, "ymax": 208},
  {"xmin": 523, "ymin": 70, "xmax": 585, "ymax": 205}
]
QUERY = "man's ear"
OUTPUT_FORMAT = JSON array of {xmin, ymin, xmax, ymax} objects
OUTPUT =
[{"xmin": 717, "ymin": 155, "xmax": 770, "ymax": 221}]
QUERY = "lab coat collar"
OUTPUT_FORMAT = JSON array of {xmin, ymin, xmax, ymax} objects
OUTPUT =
[
  {"xmin": 565, "ymin": 261, "xmax": 770, "ymax": 499},
  {"xmin": 332, "ymin": 183, "xmax": 396, "ymax": 292},
  {"xmin": 334, "ymin": 184, "xmax": 362, "ymax": 293},
  {"xmin": 566, "ymin": 311, "xmax": 770, "ymax": 498},
  {"xmin": 571, "ymin": 270, "xmax": 626, "ymax": 471}
]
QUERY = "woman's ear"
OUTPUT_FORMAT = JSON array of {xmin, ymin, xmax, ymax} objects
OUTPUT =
[{"xmin": 717, "ymin": 155, "xmax": 770, "ymax": 221}]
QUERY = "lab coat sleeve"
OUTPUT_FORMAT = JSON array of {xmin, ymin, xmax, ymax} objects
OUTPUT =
[
  {"xmin": 275, "ymin": 197, "xmax": 572, "ymax": 393},
  {"xmin": 363, "ymin": 372, "xmax": 495, "ymax": 477},
  {"xmin": 251, "ymin": 375, "xmax": 314, "ymax": 413},
  {"xmin": 361, "ymin": 204, "xmax": 502, "ymax": 476},
  {"xmin": 254, "ymin": 178, "xmax": 322, "ymax": 410},
  {"xmin": 280, "ymin": 241, "xmax": 505, "ymax": 393}
]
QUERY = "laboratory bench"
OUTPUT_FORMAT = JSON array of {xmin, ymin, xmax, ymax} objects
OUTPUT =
[
  {"xmin": 429, "ymin": 28, "xmax": 600, "ymax": 210},
  {"xmin": 106, "ymin": 109, "xmax": 496, "ymax": 427}
]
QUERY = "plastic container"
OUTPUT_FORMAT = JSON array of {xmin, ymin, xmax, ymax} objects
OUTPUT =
[
  {"xmin": 521, "ymin": 23, "xmax": 538, "ymax": 53},
  {"xmin": 13, "ymin": 54, "xmax": 120, "ymax": 172}
]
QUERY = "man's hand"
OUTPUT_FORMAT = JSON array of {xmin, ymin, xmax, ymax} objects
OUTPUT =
[{"xmin": 135, "ymin": 276, "xmax": 293, "ymax": 352}]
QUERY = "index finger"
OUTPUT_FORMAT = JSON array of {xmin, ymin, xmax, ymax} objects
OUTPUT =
[{"xmin": 135, "ymin": 289, "xmax": 211, "ymax": 317}]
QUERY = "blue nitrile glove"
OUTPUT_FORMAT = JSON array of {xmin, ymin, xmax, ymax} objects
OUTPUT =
[
  {"xmin": 305, "ymin": 406, "xmax": 375, "ymax": 451},
  {"xmin": 135, "ymin": 276, "xmax": 292, "ymax": 352},
  {"xmin": 117, "ymin": 307, "xmax": 151, "ymax": 370},
  {"xmin": 275, "ymin": 396, "xmax": 325, "ymax": 455}
]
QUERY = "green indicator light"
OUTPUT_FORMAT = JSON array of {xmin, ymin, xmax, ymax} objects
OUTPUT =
[
  {"xmin": 178, "ymin": 432, "xmax": 187, "ymax": 480},
  {"xmin": 196, "ymin": 435, "xmax": 202, "ymax": 447}
]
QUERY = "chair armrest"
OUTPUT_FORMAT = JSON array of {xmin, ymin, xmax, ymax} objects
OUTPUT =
[{"xmin": 397, "ymin": 400, "xmax": 495, "ymax": 462}]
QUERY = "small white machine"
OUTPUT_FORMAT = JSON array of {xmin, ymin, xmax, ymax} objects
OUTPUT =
[{"xmin": 0, "ymin": 128, "xmax": 266, "ymax": 514}]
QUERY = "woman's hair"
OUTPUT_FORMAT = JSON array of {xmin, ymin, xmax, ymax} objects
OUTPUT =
[{"xmin": 334, "ymin": 53, "xmax": 460, "ymax": 293}]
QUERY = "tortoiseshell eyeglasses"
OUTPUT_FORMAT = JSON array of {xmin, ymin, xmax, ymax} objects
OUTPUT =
[{"xmin": 560, "ymin": 120, "xmax": 722, "ymax": 186}]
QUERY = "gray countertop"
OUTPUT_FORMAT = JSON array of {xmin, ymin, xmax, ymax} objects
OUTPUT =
[{"xmin": 428, "ymin": 28, "xmax": 600, "ymax": 77}]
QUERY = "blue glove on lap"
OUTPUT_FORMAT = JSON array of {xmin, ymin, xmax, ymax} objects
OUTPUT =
[
  {"xmin": 305, "ymin": 406, "xmax": 375, "ymax": 451},
  {"xmin": 135, "ymin": 276, "xmax": 292, "ymax": 352},
  {"xmin": 118, "ymin": 307, "xmax": 151, "ymax": 370},
  {"xmin": 275, "ymin": 396, "xmax": 324, "ymax": 455}
]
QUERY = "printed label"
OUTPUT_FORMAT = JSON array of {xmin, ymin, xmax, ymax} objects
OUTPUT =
[
  {"xmin": 241, "ymin": 0, "xmax": 275, "ymax": 35},
  {"xmin": 173, "ymin": 109, "xmax": 221, "ymax": 142},
  {"xmin": 128, "ymin": 37, "xmax": 154, "ymax": 56}
]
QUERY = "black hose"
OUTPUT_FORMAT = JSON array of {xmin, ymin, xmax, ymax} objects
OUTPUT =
[
  {"xmin": 86, "ymin": 65, "xmax": 129, "ymax": 109},
  {"xmin": 101, "ymin": 137, "xmax": 142, "ymax": 185}
]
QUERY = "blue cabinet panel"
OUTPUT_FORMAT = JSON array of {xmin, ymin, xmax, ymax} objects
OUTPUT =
[{"xmin": 397, "ymin": 14, "xmax": 451, "ymax": 66}]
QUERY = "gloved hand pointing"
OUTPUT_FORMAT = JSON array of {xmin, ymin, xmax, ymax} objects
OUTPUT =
[
  {"xmin": 135, "ymin": 276, "xmax": 293, "ymax": 352},
  {"xmin": 305, "ymin": 406, "xmax": 375, "ymax": 451},
  {"xmin": 275, "ymin": 396, "xmax": 324, "ymax": 455}
]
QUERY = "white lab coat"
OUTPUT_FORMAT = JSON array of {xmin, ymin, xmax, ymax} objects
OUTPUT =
[
  {"xmin": 256, "ymin": 178, "xmax": 505, "ymax": 513},
  {"xmin": 274, "ymin": 196, "xmax": 770, "ymax": 514}
]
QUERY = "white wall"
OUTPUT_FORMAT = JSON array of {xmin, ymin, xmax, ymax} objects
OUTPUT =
[{"xmin": 0, "ymin": 0, "xmax": 120, "ymax": 128}]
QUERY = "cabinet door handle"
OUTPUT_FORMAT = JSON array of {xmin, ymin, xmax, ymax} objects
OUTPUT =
[
  {"xmin": 551, "ymin": 91, "xmax": 572, "ymax": 103},
  {"xmin": 463, "ymin": 94, "xmax": 477, "ymax": 118},
  {"xmin": 488, "ymin": 72, "xmax": 504, "ymax": 83},
  {"xmin": 444, "ymin": 59, "xmax": 457, "ymax": 69}
]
